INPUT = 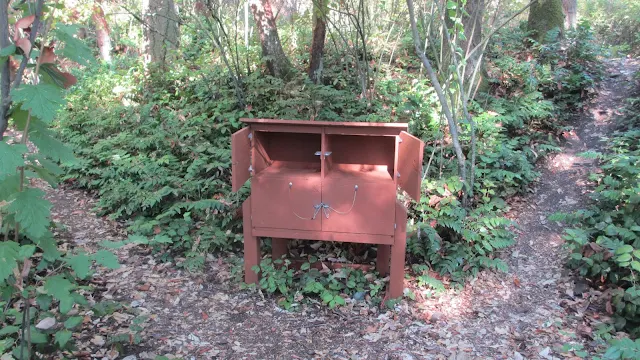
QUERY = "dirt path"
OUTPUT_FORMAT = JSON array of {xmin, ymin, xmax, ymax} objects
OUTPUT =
[{"xmin": 46, "ymin": 58, "xmax": 638, "ymax": 360}]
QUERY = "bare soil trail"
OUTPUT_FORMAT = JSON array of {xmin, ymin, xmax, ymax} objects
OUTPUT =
[{"xmin": 45, "ymin": 58, "xmax": 638, "ymax": 359}]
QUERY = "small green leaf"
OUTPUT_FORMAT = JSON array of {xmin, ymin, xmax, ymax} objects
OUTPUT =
[
  {"xmin": 333, "ymin": 296, "xmax": 346, "ymax": 306},
  {"xmin": 11, "ymin": 84, "xmax": 66, "ymax": 123},
  {"xmin": 0, "ymin": 141, "xmax": 26, "ymax": 179},
  {"xmin": 71, "ymin": 292, "xmax": 88, "ymax": 306},
  {"xmin": 152, "ymin": 234, "xmax": 172, "ymax": 244},
  {"xmin": 0, "ymin": 325, "xmax": 19, "ymax": 335},
  {"xmin": 54, "ymin": 329, "xmax": 73, "ymax": 347},
  {"xmin": 7, "ymin": 187, "xmax": 52, "ymax": 240},
  {"xmin": 0, "ymin": 44, "xmax": 16, "ymax": 56},
  {"xmin": 59, "ymin": 294, "xmax": 75, "ymax": 314},
  {"xmin": 615, "ymin": 245, "xmax": 634, "ymax": 255},
  {"xmin": 36, "ymin": 294, "xmax": 53, "ymax": 310},
  {"xmin": 128, "ymin": 235, "xmax": 150, "ymax": 245},
  {"xmin": 617, "ymin": 253, "xmax": 632, "ymax": 263},
  {"xmin": 28, "ymin": 121, "xmax": 76, "ymax": 164},
  {"xmin": 54, "ymin": 25, "xmax": 94, "ymax": 66},
  {"xmin": 34, "ymin": 235, "xmax": 61, "ymax": 261},
  {"xmin": 93, "ymin": 250, "xmax": 119, "ymax": 269},
  {"xmin": 0, "ymin": 174, "xmax": 21, "ymax": 200},
  {"xmin": 64, "ymin": 316, "xmax": 83, "ymax": 329},
  {"xmin": 29, "ymin": 327, "xmax": 48, "ymax": 344},
  {"xmin": 321, "ymin": 291, "xmax": 333, "ymax": 303},
  {"xmin": 631, "ymin": 261, "xmax": 640, "ymax": 272},
  {"xmin": 44, "ymin": 275, "xmax": 73, "ymax": 302},
  {"xmin": 18, "ymin": 244, "xmax": 36, "ymax": 259},
  {"xmin": 300, "ymin": 262, "xmax": 310, "ymax": 271},
  {"xmin": 65, "ymin": 253, "xmax": 91, "ymax": 279},
  {"xmin": 0, "ymin": 241, "xmax": 20, "ymax": 282}
]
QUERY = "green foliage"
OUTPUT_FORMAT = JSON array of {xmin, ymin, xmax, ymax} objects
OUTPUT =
[
  {"xmin": 7, "ymin": 188, "xmax": 52, "ymax": 239},
  {"xmin": 579, "ymin": 0, "xmax": 640, "ymax": 55},
  {"xmin": 552, "ymin": 85, "xmax": 640, "ymax": 336},
  {"xmin": 408, "ymin": 176, "xmax": 514, "ymax": 282},
  {"xmin": 0, "ymin": 4, "xmax": 121, "ymax": 359},
  {"xmin": 10, "ymin": 85, "xmax": 66, "ymax": 123},
  {"xmin": 249, "ymin": 257, "xmax": 386, "ymax": 309},
  {"xmin": 600, "ymin": 338, "xmax": 640, "ymax": 360}
]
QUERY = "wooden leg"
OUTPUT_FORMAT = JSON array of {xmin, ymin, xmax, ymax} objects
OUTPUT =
[
  {"xmin": 272, "ymin": 238, "xmax": 288, "ymax": 261},
  {"xmin": 243, "ymin": 197, "xmax": 260, "ymax": 284},
  {"xmin": 376, "ymin": 245, "xmax": 390, "ymax": 276},
  {"xmin": 388, "ymin": 202, "xmax": 407, "ymax": 299}
]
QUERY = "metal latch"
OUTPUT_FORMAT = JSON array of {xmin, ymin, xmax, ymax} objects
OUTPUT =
[{"xmin": 314, "ymin": 151, "xmax": 332, "ymax": 156}]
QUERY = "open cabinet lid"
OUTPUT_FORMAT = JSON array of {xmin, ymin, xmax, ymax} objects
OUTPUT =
[
  {"xmin": 231, "ymin": 127, "xmax": 251, "ymax": 192},
  {"xmin": 397, "ymin": 131, "xmax": 425, "ymax": 202}
]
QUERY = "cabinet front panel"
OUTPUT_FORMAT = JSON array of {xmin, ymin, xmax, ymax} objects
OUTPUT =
[
  {"xmin": 321, "ymin": 179, "xmax": 395, "ymax": 235},
  {"xmin": 251, "ymin": 175, "xmax": 322, "ymax": 231}
]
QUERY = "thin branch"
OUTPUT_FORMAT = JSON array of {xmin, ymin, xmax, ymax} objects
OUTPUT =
[
  {"xmin": 466, "ymin": 0, "xmax": 538, "ymax": 62},
  {"xmin": 0, "ymin": 0, "xmax": 12, "ymax": 139},
  {"xmin": 12, "ymin": 0, "xmax": 44, "ymax": 90},
  {"xmin": 406, "ymin": 0, "xmax": 467, "ymax": 184}
]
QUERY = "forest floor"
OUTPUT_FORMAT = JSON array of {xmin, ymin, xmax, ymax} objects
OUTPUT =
[{"xmin": 45, "ymin": 58, "xmax": 638, "ymax": 360}]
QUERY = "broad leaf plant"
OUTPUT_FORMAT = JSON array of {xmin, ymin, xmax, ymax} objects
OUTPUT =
[{"xmin": 0, "ymin": 1, "xmax": 119, "ymax": 358}]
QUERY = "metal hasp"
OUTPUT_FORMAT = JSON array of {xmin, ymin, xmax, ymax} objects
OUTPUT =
[{"xmin": 230, "ymin": 118, "xmax": 425, "ymax": 300}]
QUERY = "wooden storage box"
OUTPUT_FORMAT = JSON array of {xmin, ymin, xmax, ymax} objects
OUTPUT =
[{"xmin": 231, "ymin": 119, "xmax": 424, "ymax": 298}]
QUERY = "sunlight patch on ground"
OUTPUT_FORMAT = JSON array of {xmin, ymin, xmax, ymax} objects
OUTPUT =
[{"xmin": 550, "ymin": 153, "xmax": 581, "ymax": 171}]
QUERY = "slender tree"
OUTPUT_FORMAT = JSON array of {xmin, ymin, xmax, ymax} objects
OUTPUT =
[
  {"xmin": 527, "ymin": 0, "xmax": 564, "ymax": 42},
  {"xmin": 142, "ymin": 0, "xmax": 180, "ymax": 67},
  {"xmin": 562, "ymin": 0, "xmax": 577, "ymax": 29},
  {"xmin": 308, "ymin": 0, "xmax": 327, "ymax": 83},
  {"xmin": 249, "ymin": 0, "xmax": 293, "ymax": 79},
  {"xmin": 92, "ymin": 0, "xmax": 112, "ymax": 63},
  {"xmin": 0, "ymin": 0, "xmax": 11, "ymax": 139}
]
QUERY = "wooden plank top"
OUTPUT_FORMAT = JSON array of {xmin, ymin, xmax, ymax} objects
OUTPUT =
[{"xmin": 241, "ymin": 118, "xmax": 408, "ymax": 129}]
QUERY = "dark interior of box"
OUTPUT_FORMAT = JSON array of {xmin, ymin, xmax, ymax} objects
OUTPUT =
[
  {"xmin": 254, "ymin": 132, "xmax": 396, "ymax": 180},
  {"xmin": 254, "ymin": 132, "xmax": 321, "ymax": 175},
  {"xmin": 326, "ymin": 135, "xmax": 395, "ymax": 179}
]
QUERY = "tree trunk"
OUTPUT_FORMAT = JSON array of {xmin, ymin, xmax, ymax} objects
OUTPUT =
[
  {"xmin": 527, "ymin": 0, "xmax": 565, "ymax": 43},
  {"xmin": 0, "ymin": 0, "xmax": 10, "ymax": 139},
  {"xmin": 308, "ymin": 0, "xmax": 327, "ymax": 83},
  {"xmin": 142, "ymin": 0, "xmax": 180, "ymax": 67},
  {"xmin": 562, "ymin": 0, "xmax": 577, "ymax": 29},
  {"xmin": 250, "ymin": 0, "xmax": 293, "ymax": 79},
  {"xmin": 92, "ymin": 1, "xmax": 112, "ymax": 63},
  {"xmin": 461, "ymin": 0, "xmax": 485, "ymax": 92}
]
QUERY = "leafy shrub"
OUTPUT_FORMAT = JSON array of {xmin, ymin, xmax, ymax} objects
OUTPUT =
[
  {"xmin": 247, "ymin": 257, "xmax": 387, "ymax": 309},
  {"xmin": 407, "ymin": 176, "xmax": 514, "ymax": 282},
  {"xmin": 56, "ymin": 45, "xmax": 442, "ymax": 272},
  {"xmin": 551, "ymin": 86, "xmax": 640, "ymax": 335},
  {"xmin": 57, "ymin": 58, "xmax": 250, "ymax": 269},
  {"xmin": 0, "ymin": 6, "xmax": 122, "ymax": 359},
  {"xmin": 580, "ymin": 0, "xmax": 640, "ymax": 55}
]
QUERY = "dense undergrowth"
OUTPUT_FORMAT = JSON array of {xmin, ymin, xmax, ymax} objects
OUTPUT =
[
  {"xmin": 580, "ymin": 0, "xmax": 640, "ymax": 56},
  {"xmin": 56, "ymin": 22, "xmax": 602, "ymax": 308},
  {"xmin": 551, "ymin": 70, "xmax": 640, "ymax": 337}
]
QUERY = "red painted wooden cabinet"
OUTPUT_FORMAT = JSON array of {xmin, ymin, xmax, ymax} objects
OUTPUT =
[{"xmin": 231, "ymin": 119, "xmax": 424, "ymax": 299}]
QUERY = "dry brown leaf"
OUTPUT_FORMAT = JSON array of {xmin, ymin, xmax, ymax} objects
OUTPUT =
[
  {"xmin": 137, "ymin": 283, "xmax": 151, "ymax": 291},
  {"xmin": 13, "ymin": 15, "xmax": 35, "ymax": 41},
  {"xmin": 38, "ymin": 46, "xmax": 56, "ymax": 64},
  {"xmin": 16, "ymin": 38, "xmax": 31, "ymax": 54},
  {"xmin": 605, "ymin": 298, "xmax": 613, "ymax": 314}
]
